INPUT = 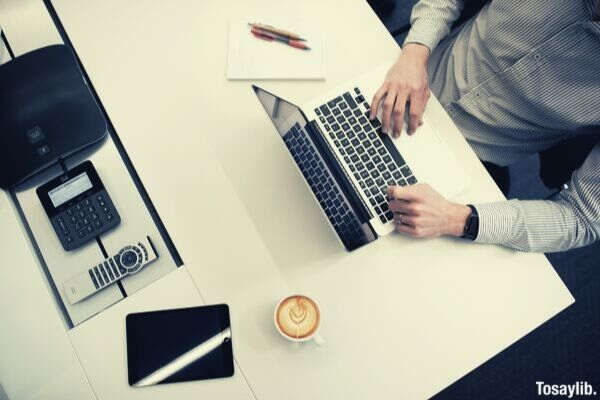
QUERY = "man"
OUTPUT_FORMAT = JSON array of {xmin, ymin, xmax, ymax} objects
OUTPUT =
[{"xmin": 372, "ymin": 0, "xmax": 600, "ymax": 252}]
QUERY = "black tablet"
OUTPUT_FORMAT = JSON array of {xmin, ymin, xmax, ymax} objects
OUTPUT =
[{"xmin": 126, "ymin": 304, "xmax": 234, "ymax": 387}]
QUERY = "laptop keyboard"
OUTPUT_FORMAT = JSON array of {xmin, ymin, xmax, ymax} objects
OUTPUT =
[
  {"xmin": 315, "ymin": 87, "xmax": 418, "ymax": 224},
  {"xmin": 283, "ymin": 123, "xmax": 367, "ymax": 250}
]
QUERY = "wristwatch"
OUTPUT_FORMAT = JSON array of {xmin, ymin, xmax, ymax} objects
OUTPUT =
[{"xmin": 462, "ymin": 204, "xmax": 479, "ymax": 241}]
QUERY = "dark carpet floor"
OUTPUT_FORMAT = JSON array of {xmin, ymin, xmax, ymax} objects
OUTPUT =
[{"xmin": 371, "ymin": 2, "xmax": 600, "ymax": 398}]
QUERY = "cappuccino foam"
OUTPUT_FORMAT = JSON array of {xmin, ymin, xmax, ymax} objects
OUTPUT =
[{"xmin": 276, "ymin": 295, "xmax": 320, "ymax": 339}]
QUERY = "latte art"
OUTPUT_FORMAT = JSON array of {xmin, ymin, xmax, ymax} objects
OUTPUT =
[{"xmin": 275, "ymin": 295, "xmax": 320, "ymax": 339}]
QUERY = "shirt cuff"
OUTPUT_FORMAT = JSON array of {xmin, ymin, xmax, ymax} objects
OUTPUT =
[
  {"xmin": 471, "ymin": 202, "xmax": 518, "ymax": 244},
  {"xmin": 403, "ymin": 20, "xmax": 447, "ymax": 52}
]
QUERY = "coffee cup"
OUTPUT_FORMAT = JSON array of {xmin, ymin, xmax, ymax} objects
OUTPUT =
[{"xmin": 274, "ymin": 294, "xmax": 324, "ymax": 346}]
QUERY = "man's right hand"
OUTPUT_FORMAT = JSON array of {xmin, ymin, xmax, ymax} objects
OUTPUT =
[{"xmin": 370, "ymin": 43, "xmax": 431, "ymax": 138}]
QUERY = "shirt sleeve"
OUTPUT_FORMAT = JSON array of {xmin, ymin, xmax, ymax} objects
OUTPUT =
[
  {"xmin": 472, "ymin": 143, "xmax": 600, "ymax": 252},
  {"xmin": 403, "ymin": 0, "xmax": 465, "ymax": 52}
]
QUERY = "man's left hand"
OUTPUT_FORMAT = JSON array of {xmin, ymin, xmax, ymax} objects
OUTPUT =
[{"xmin": 387, "ymin": 184, "xmax": 471, "ymax": 238}]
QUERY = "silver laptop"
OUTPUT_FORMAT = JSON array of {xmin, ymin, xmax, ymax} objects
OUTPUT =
[{"xmin": 253, "ymin": 63, "xmax": 468, "ymax": 251}]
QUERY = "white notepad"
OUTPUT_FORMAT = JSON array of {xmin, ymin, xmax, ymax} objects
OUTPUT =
[{"xmin": 227, "ymin": 21, "xmax": 324, "ymax": 80}]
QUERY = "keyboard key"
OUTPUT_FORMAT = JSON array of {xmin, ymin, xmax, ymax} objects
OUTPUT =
[
  {"xmin": 332, "ymin": 123, "xmax": 340, "ymax": 131},
  {"xmin": 356, "ymin": 162, "xmax": 364, "ymax": 171},
  {"xmin": 348, "ymin": 117, "xmax": 357, "ymax": 125},
  {"xmin": 383, "ymin": 155, "xmax": 392, "ymax": 164},
  {"xmin": 315, "ymin": 108, "xmax": 321, "ymax": 115},
  {"xmin": 377, "ymin": 164, "xmax": 386, "ymax": 172},
  {"xmin": 337, "ymin": 116, "xmax": 345, "ymax": 123},
  {"xmin": 376, "ymin": 178, "xmax": 385, "ymax": 186},
  {"xmin": 407, "ymin": 176, "xmax": 418, "ymax": 184},
  {"xmin": 361, "ymin": 154, "xmax": 370, "ymax": 162},
  {"xmin": 350, "ymin": 154, "xmax": 359, "ymax": 163},
  {"xmin": 319, "ymin": 105, "xmax": 331, "ymax": 116},
  {"xmin": 366, "ymin": 162, "xmax": 374, "ymax": 170},
  {"xmin": 393, "ymin": 171, "xmax": 402, "ymax": 180},
  {"xmin": 358, "ymin": 132, "xmax": 366, "ymax": 140},
  {"xmin": 341, "ymin": 139, "xmax": 350, "ymax": 147},
  {"xmin": 353, "ymin": 124, "xmax": 362, "ymax": 133},
  {"xmin": 367, "ymin": 147, "xmax": 376, "ymax": 156},
  {"xmin": 356, "ymin": 146, "xmax": 365, "ymax": 154},
  {"xmin": 388, "ymin": 163, "xmax": 398, "ymax": 171},
  {"xmin": 371, "ymin": 118, "xmax": 381, "ymax": 128},
  {"xmin": 397, "ymin": 179, "xmax": 407, "ymax": 186},
  {"xmin": 342, "ymin": 123, "xmax": 350, "ymax": 131},
  {"xmin": 370, "ymin": 187, "xmax": 379, "ymax": 196},
  {"xmin": 358, "ymin": 116, "xmax": 367, "ymax": 125},
  {"xmin": 327, "ymin": 116, "xmax": 335, "ymax": 124},
  {"xmin": 343, "ymin": 92, "xmax": 357, "ymax": 109},
  {"xmin": 356, "ymin": 95, "xmax": 365, "ymax": 103},
  {"xmin": 363, "ymin": 141, "xmax": 372, "ymax": 148},
  {"xmin": 340, "ymin": 103, "xmax": 348, "ymax": 110},
  {"xmin": 325, "ymin": 124, "xmax": 331, "ymax": 131},
  {"xmin": 385, "ymin": 211, "xmax": 394, "ymax": 221},
  {"xmin": 401, "ymin": 166, "xmax": 413, "ymax": 176},
  {"xmin": 354, "ymin": 87, "xmax": 361, "ymax": 94},
  {"xmin": 382, "ymin": 171, "xmax": 391, "ymax": 180},
  {"xmin": 328, "ymin": 99, "xmax": 337, "ymax": 108},
  {"xmin": 336, "ymin": 131, "xmax": 345, "ymax": 139},
  {"xmin": 360, "ymin": 171, "xmax": 370, "ymax": 179},
  {"xmin": 365, "ymin": 178, "xmax": 374, "ymax": 187},
  {"xmin": 373, "ymin": 155, "xmax": 382, "ymax": 164},
  {"xmin": 354, "ymin": 109, "xmax": 362, "ymax": 117},
  {"xmin": 369, "ymin": 198, "xmax": 376, "ymax": 206}
]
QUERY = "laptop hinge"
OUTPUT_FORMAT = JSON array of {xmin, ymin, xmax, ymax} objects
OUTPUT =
[{"xmin": 305, "ymin": 121, "xmax": 372, "ymax": 223}]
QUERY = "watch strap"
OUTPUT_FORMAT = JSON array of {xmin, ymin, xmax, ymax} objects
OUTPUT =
[{"xmin": 462, "ymin": 204, "xmax": 479, "ymax": 241}]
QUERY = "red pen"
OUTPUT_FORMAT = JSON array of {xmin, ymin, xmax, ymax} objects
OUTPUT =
[{"xmin": 251, "ymin": 27, "xmax": 311, "ymax": 51}]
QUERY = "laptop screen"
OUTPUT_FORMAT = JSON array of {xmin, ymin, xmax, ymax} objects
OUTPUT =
[{"xmin": 252, "ymin": 85, "xmax": 308, "ymax": 138}]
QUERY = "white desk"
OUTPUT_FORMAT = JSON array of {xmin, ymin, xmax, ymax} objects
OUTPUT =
[{"xmin": 1, "ymin": 1, "xmax": 574, "ymax": 399}]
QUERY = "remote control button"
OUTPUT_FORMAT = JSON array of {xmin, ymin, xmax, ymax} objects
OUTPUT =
[
  {"xmin": 93, "ymin": 266, "xmax": 104, "ymax": 286},
  {"xmin": 109, "ymin": 259, "xmax": 120, "ymax": 278},
  {"xmin": 104, "ymin": 261, "xmax": 115, "ymax": 281},
  {"xmin": 96, "ymin": 195, "xmax": 104, "ymax": 202},
  {"xmin": 66, "ymin": 236, "xmax": 73, "ymax": 243},
  {"xmin": 87, "ymin": 206, "xmax": 95, "ymax": 213},
  {"xmin": 102, "ymin": 207, "xmax": 109, "ymax": 213},
  {"xmin": 99, "ymin": 265, "xmax": 109, "ymax": 283},
  {"xmin": 121, "ymin": 249, "xmax": 139, "ymax": 269},
  {"xmin": 78, "ymin": 230, "xmax": 86, "ymax": 238},
  {"xmin": 106, "ymin": 214, "xmax": 113, "ymax": 221},
  {"xmin": 86, "ymin": 226, "xmax": 93, "ymax": 234},
  {"xmin": 114, "ymin": 256, "xmax": 127, "ymax": 275},
  {"xmin": 91, "ymin": 213, "xmax": 98, "ymax": 220},
  {"xmin": 83, "ymin": 218, "xmax": 90, "ymax": 225},
  {"xmin": 67, "ymin": 209, "xmax": 74, "ymax": 216},
  {"xmin": 94, "ymin": 220, "xmax": 102, "ymax": 228},
  {"xmin": 89, "ymin": 270, "xmax": 99, "ymax": 289},
  {"xmin": 84, "ymin": 199, "xmax": 91, "ymax": 206},
  {"xmin": 78, "ymin": 211, "xmax": 85, "ymax": 218}
]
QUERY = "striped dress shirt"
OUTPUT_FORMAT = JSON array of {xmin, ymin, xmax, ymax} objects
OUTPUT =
[{"xmin": 404, "ymin": 0, "xmax": 600, "ymax": 252}]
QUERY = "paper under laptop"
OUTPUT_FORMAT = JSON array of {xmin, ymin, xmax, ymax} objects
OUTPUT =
[{"xmin": 227, "ymin": 21, "xmax": 324, "ymax": 80}]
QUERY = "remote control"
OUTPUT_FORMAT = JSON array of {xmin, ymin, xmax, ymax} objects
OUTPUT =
[{"xmin": 63, "ymin": 237, "xmax": 158, "ymax": 304}]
